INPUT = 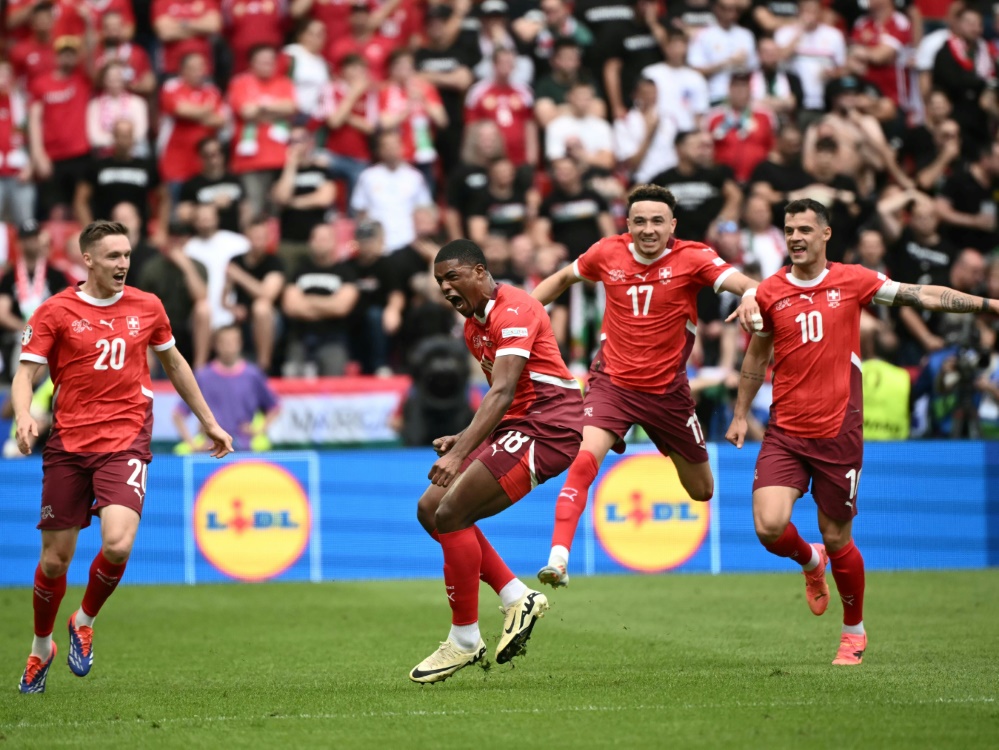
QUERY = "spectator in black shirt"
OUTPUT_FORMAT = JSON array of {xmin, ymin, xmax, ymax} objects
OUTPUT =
[
  {"xmin": 177, "ymin": 136, "xmax": 249, "ymax": 234},
  {"xmin": 445, "ymin": 120, "xmax": 505, "ymax": 240},
  {"xmin": 535, "ymin": 157, "xmax": 614, "ymax": 258},
  {"xmin": 573, "ymin": 0, "xmax": 635, "ymax": 73},
  {"xmin": 350, "ymin": 220, "xmax": 406, "ymax": 375},
  {"xmin": 599, "ymin": 0, "xmax": 667, "ymax": 120},
  {"xmin": 467, "ymin": 156, "xmax": 539, "ymax": 244},
  {"xmin": 801, "ymin": 135, "xmax": 866, "ymax": 262},
  {"xmin": 514, "ymin": 0, "xmax": 595, "ymax": 80},
  {"xmin": 748, "ymin": 122, "xmax": 811, "ymax": 227},
  {"xmin": 534, "ymin": 37, "xmax": 604, "ymax": 127},
  {"xmin": 227, "ymin": 215, "xmax": 285, "ymax": 373},
  {"xmin": 111, "ymin": 202, "xmax": 159, "ymax": 289},
  {"xmin": 936, "ymin": 140, "xmax": 999, "ymax": 254},
  {"xmin": 898, "ymin": 90, "xmax": 957, "ymax": 191},
  {"xmin": 666, "ymin": 0, "xmax": 715, "ymax": 35},
  {"xmin": 74, "ymin": 120, "xmax": 162, "ymax": 236},
  {"xmin": 652, "ymin": 130, "xmax": 742, "ymax": 243},
  {"xmin": 271, "ymin": 124, "xmax": 336, "ymax": 270}
]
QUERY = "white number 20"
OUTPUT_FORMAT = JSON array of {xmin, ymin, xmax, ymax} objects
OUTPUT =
[
  {"xmin": 127, "ymin": 458, "xmax": 148, "ymax": 503},
  {"xmin": 94, "ymin": 338, "xmax": 126, "ymax": 370}
]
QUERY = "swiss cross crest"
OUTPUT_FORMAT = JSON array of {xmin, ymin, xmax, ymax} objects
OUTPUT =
[
  {"xmin": 609, "ymin": 269, "xmax": 626, "ymax": 282},
  {"xmin": 127, "ymin": 316, "xmax": 140, "ymax": 330},
  {"xmin": 827, "ymin": 288, "xmax": 841, "ymax": 308},
  {"xmin": 659, "ymin": 267, "xmax": 672, "ymax": 285}
]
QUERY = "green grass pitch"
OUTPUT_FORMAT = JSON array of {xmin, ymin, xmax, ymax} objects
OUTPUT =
[{"xmin": 1, "ymin": 571, "xmax": 996, "ymax": 749}]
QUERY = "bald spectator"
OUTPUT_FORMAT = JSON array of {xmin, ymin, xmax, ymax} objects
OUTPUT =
[{"xmin": 153, "ymin": 0, "xmax": 222, "ymax": 78}]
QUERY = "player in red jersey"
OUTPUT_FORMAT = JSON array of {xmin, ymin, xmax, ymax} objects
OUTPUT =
[
  {"xmin": 15, "ymin": 221, "xmax": 233, "ymax": 694},
  {"xmin": 408, "ymin": 240, "xmax": 583, "ymax": 684},
  {"xmin": 529, "ymin": 185, "xmax": 762, "ymax": 587},
  {"xmin": 726, "ymin": 199, "xmax": 997, "ymax": 666}
]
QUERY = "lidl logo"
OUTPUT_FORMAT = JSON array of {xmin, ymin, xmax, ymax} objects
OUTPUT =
[
  {"xmin": 593, "ymin": 454, "xmax": 709, "ymax": 572},
  {"xmin": 194, "ymin": 462, "xmax": 311, "ymax": 582}
]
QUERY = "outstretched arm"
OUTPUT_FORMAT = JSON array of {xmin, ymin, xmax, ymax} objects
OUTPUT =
[
  {"xmin": 532, "ymin": 263, "xmax": 582, "ymax": 306},
  {"xmin": 885, "ymin": 283, "xmax": 996, "ymax": 314},
  {"xmin": 725, "ymin": 333, "xmax": 774, "ymax": 449}
]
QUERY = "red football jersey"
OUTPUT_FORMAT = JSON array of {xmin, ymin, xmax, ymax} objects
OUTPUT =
[
  {"xmin": 464, "ymin": 284, "xmax": 581, "ymax": 430},
  {"xmin": 20, "ymin": 286, "xmax": 176, "ymax": 453},
  {"xmin": 28, "ymin": 69, "xmax": 91, "ymax": 161},
  {"xmin": 227, "ymin": 72, "xmax": 297, "ymax": 173},
  {"xmin": 755, "ymin": 263, "xmax": 897, "ymax": 439},
  {"xmin": 574, "ymin": 234, "xmax": 735, "ymax": 394},
  {"xmin": 95, "ymin": 43, "xmax": 154, "ymax": 93},
  {"xmin": 153, "ymin": 0, "xmax": 222, "ymax": 75},
  {"xmin": 157, "ymin": 78, "xmax": 225, "ymax": 182},
  {"xmin": 464, "ymin": 80, "xmax": 534, "ymax": 166},
  {"xmin": 313, "ymin": 80, "xmax": 379, "ymax": 161},
  {"xmin": 222, "ymin": 0, "xmax": 288, "ymax": 74},
  {"xmin": 378, "ymin": 80, "xmax": 443, "ymax": 164},
  {"xmin": 850, "ymin": 12, "xmax": 912, "ymax": 107},
  {"xmin": 10, "ymin": 38, "xmax": 56, "ymax": 88}
]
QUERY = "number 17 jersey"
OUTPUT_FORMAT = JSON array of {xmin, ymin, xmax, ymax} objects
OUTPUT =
[{"xmin": 20, "ymin": 285, "xmax": 175, "ymax": 454}]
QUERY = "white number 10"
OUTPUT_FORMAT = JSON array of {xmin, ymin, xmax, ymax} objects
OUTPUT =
[
  {"xmin": 845, "ymin": 467, "xmax": 861, "ymax": 500},
  {"xmin": 627, "ymin": 285, "xmax": 653, "ymax": 316},
  {"xmin": 794, "ymin": 311, "xmax": 823, "ymax": 343}
]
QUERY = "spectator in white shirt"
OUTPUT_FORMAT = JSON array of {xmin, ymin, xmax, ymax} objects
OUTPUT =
[
  {"xmin": 774, "ymin": 0, "xmax": 846, "ymax": 125},
  {"xmin": 740, "ymin": 194, "xmax": 787, "ymax": 279},
  {"xmin": 614, "ymin": 77, "xmax": 678, "ymax": 184},
  {"xmin": 350, "ymin": 129, "xmax": 432, "ymax": 253},
  {"xmin": 640, "ymin": 27, "xmax": 709, "ymax": 131},
  {"xmin": 283, "ymin": 18, "xmax": 330, "ymax": 119},
  {"xmin": 687, "ymin": 0, "xmax": 758, "ymax": 105},
  {"xmin": 184, "ymin": 203, "xmax": 251, "ymax": 331},
  {"xmin": 545, "ymin": 82, "xmax": 614, "ymax": 170}
]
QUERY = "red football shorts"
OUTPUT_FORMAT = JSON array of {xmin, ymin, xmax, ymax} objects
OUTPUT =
[
  {"xmin": 583, "ymin": 368, "xmax": 709, "ymax": 465},
  {"xmin": 38, "ymin": 448, "xmax": 149, "ymax": 530},
  {"xmin": 753, "ymin": 426, "xmax": 863, "ymax": 521},
  {"xmin": 462, "ymin": 421, "xmax": 581, "ymax": 503}
]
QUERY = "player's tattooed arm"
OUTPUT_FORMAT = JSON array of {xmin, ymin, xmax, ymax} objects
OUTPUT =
[{"xmin": 889, "ymin": 283, "xmax": 996, "ymax": 314}]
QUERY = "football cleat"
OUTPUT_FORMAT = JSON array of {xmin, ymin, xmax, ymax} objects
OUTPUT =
[
  {"xmin": 803, "ymin": 544, "xmax": 830, "ymax": 616},
  {"xmin": 67, "ymin": 613, "xmax": 94, "ymax": 677},
  {"xmin": 496, "ymin": 590, "xmax": 549, "ymax": 664},
  {"xmin": 19, "ymin": 643, "xmax": 57, "ymax": 694},
  {"xmin": 832, "ymin": 632, "xmax": 867, "ymax": 666},
  {"xmin": 537, "ymin": 561, "xmax": 569, "ymax": 589},
  {"xmin": 409, "ymin": 639, "xmax": 486, "ymax": 684}
]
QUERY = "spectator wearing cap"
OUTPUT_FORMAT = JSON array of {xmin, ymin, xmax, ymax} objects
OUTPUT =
[
  {"xmin": 283, "ymin": 18, "xmax": 330, "ymax": 119},
  {"xmin": 95, "ymin": 11, "xmax": 156, "ymax": 97},
  {"xmin": 513, "ymin": 0, "xmax": 594, "ymax": 80},
  {"xmin": 28, "ymin": 34, "xmax": 93, "ymax": 222},
  {"xmin": 639, "ymin": 28, "xmax": 709, "ymax": 132},
  {"xmin": 0, "ymin": 62, "xmax": 35, "ymax": 226},
  {"xmin": 328, "ymin": 0, "xmax": 395, "ymax": 82},
  {"xmin": 153, "ymin": 0, "xmax": 222, "ymax": 78},
  {"xmin": 351, "ymin": 128, "xmax": 432, "ymax": 253},
  {"xmin": 177, "ymin": 136, "xmax": 250, "ymax": 234},
  {"xmin": 350, "ymin": 220, "xmax": 406, "ymax": 375},
  {"xmin": 705, "ymin": 71, "xmax": 776, "ymax": 184},
  {"xmin": 545, "ymin": 81, "xmax": 615, "ymax": 171},
  {"xmin": 687, "ymin": 0, "xmax": 758, "ymax": 106},
  {"xmin": 533, "ymin": 37, "xmax": 605, "ymax": 128},
  {"xmin": 226, "ymin": 215, "xmax": 286, "ymax": 373},
  {"xmin": 465, "ymin": 47, "xmax": 537, "ymax": 168},
  {"xmin": 474, "ymin": 0, "xmax": 535, "ymax": 87},
  {"xmin": 415, "ymin": 3, "xmax": 480, "ymax": 174},
  {"xmin": 0, "ymin": 220, "xmax": 67, "ymax": 377},
  {"xmin": 9, "ymin": 2, "xmax": 56, "ymax": 89},
  {"xmin": 158, "ymin": 53, "xmax": 227, "ymax": 206},
  {"xmin": 228, "ymin": 44, "xmax": 298, "ymax": 217},
  {"xmin": 87, "ymin": 60, "xmax": 150, "ymax": 158},
  {"xmin": 281, "ymin": 222, "xmax": 360, "ymax": 377},
  {"xmin": 313, "ymin": 54, "xmax": 379, "ymax": 200},
  {"xmin": 224, "ymin": 0, "xmax": 288, "ymax": 75},
  {"xmin": 271, "ymin": 123, "xmax": 337, "ymax": 270},
  {"xmin": 774, "ymin": 0, "xmax": 845, "ymax": 128},
  {"xmin": 614, "ymin": 77, "xmax": 679, "ymax": 185},
  {"xmin": 599, "ymin": 0, "xmax": 667, "ymax": 122},
  {"xmin": 379, "ymin": 48, "xmax": 448, "ymax": 190}
]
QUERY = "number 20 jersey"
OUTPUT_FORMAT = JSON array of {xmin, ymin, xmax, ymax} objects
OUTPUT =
[
  {"xmin": 573, "ymin": 233, "xmax": 735, "ymax": 394},
  {"xmin": 755, "ymin": 263, "xmax": 897, "ymax": 439},
  {"xmin": 20, "ymin": 286, "xmax": 175, "ymax": 454}
]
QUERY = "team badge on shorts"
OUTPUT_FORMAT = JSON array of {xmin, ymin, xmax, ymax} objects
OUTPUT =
[{"xmin": 21, "ymin": 325, "xmax": 32, "ymax": 346}]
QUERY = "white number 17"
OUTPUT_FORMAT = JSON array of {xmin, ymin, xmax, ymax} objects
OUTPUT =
[{"xmin": 627, "ymin": 285, "xmax": 653, "ymax": 316}]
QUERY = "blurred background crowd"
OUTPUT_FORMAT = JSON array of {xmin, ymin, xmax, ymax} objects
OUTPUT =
[{"xmin": 0, "ymin": 0, "xmax": 998, "ymax": 446}]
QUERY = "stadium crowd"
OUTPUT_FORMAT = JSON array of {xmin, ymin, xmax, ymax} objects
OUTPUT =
[{"xmin": 0, "ymin": 0, "xmax": 998, "ymax": 440}]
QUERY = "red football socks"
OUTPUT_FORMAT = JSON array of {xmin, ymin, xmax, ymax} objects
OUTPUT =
[
  {"xmin": 473, "ymin": 525, "xmax": 516, "ymax": 593},
  {"xmin": 829, "ymin": 540, "xmax": 865, "ymax": 626},
  {"xmin": 80, "ymin": 551, "xmax": 127, "ymax": 619},
  {"xmin": 763, "ymin": 522, "xmax": 814, "ymax": 564},
  {"xmin": 33, "ymin": 565, "xmax": 67, "ymax": 637},
  {"xmin": 550, "ymin": 449, "xmax": 600, "ymax": 551},
  {"xmin": 439, "ymin": 528, "xmax": 482, "ymax": 626}
]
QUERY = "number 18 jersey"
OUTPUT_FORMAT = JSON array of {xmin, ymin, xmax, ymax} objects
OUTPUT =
[{"xmin": 20, "ymin": 286, "xmax": 175, "ymax": 453}]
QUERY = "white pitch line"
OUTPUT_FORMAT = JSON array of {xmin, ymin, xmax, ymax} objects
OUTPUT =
[{"xmin": 3, "ymin": 696, "xmax": 995, "ymax": 732}]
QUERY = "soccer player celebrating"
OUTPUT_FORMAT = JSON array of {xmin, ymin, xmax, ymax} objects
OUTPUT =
[
  {"xmin": 15, "ymin": 221, "xmax": 233, "ymax": 694},
  {"xmin": 530, "ymin": 185, "xmax": 762, "ymax": 587},
  {"xmin": 726, "ymin": 199, "xmax": 997, "ymax": 665},
  {"xmin": 410, "ymin": 240, "xmax": 583, "ymax": 684}
]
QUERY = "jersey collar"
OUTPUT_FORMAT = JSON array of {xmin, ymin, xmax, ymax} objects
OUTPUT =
[
  {"xmin": 474, "ymin": 285, "xmax": 501, "ymax": 324},
  {"xmin": 785, "ymin": 267, "xmax": 829, "ymax": 288},
  {"xmin": 75, "ymin": 287, "xmax": 124, "ymax": 307},
  {"xmin": 628, "ymin": 236, "xmax": 675, "ymax": 265}
]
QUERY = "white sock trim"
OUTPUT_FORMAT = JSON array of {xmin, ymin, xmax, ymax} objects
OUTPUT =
[
  {"xmin": 448, "ymin": 623, "xmax": 481, "ymax": 651},
  {"xmin": 499, "ymin": 578, "xmax": 528, "ymax": 609},
  {"xmin": 549, "ymin": 545, "xmax": 569, "ymax": 567},
  {"xmin": 842, "ymin": 622, "xmax": 865, "ymax": 636},
  {"xmin": 31, "ymin": 634, "xmax": 52, "ymax": 660},
  {"xmin": 75, "ymin": 609, "xmax": 95, "ymax": 628},
  {"xmin": 801, "ymin": 545, "xmax": 821, "ymax": 571}
]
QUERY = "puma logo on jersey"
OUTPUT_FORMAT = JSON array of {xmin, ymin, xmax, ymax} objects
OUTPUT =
[
  {"xmin": 507, "ymin": 306, "xmax": 520, "ymax": 315},
  {"xmin": 99, "ymin": 319, "xmax": 115, "ymax": 331},
  {"xmin": 799, "ymin": 293, "xmax": 815, "ymax": 304},
  {"xmin": 634, "ymin": 273, "xmax": 649, "ymax": 281}
]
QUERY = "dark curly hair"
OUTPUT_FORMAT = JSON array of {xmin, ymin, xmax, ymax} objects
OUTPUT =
[{"xmin": 627, "ymin": 184, "xmax": 677, "ymax": 216}]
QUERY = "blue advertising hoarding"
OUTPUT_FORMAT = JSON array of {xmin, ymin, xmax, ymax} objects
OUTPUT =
[{"xmin": 0, "ymin": 442, "xmax": 995, "ymax": 587}]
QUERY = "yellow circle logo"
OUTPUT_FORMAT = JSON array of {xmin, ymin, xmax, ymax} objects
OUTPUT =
[
  {"xmin": 194, "ymin": 462, "xmax": 311, "ymax": 582},
  {"xmin": 593, "ymin": 454, "xmax": 709, "ymax": 573}
]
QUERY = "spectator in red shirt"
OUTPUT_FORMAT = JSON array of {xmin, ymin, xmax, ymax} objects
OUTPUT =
[
  {"xmin": 705, "ymin": 71, "xmax": 775, "ymax": 183},
  {"xmin": 228, "ymin": 44, "xmax": 298, "ymax": 215},
  {"xmin": 153, "ymin": 0, "xmax": 223, "ymax": 77},
  {"xmin": 379, "ymin": 48, "xmax": 448, "ymax": 192},
  {"xmin": 314, "ymin": 54, "xmax": 379, "ymax": 198},
  {"xmin": 159, "ymin": 53, "xmax": 227, "ymax": 201},
  {"xmin": 223, "ymin": 0, "xmax": 289, "ymax": 75},
  {"xmin": 95, "ymin": 11, "xmax": 156, "ymax": 97},
  {"xmin": 328, "ymin": 0, "xmax": 396, "ymax": 82},
  {"xmin": 28, "ymin": 35, "xmax": 93, "ymax": 221},
  {"xmin": 10, "ymin": 2, "xmax": 57, "ymax": 89},
  {"xmin": 849, "ymin": 0, "xmax": 913, "ymax": 110},
  {"xmin": 464, "ymin": 47, "xmax": 538, "ymax": 168},
  {"xmin": 0, "ymin": 62, "xmax": 36, "ymax": 226}
]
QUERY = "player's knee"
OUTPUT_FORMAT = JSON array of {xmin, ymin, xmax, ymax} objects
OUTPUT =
[
  {"xmin": 433, "ymin": 502, "xmax": 469, "ymax": 534},
  {"xmin": 40, "ymin": 549, "xmax": 71, "ymax": 578},
  {"xmin": 687, "ymin": 478, "xmax": 713, "ymax": 502},
  {"xmin": 754, "ymin": 517, "xmax": 786, "ymax": 546},
  {"xmin": 102, "ymin": 538, "xmax": 134, "ymax": 565},
  {"xmin": 416, "ymin": 496, "xmax": 438, "ymax": 534},
  {"xmin": 821, "ymin": 526, "xmax": 851, "ymax": 553}
]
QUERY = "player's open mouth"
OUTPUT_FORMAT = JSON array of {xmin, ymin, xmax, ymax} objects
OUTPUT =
[
  {"xmin": 445, "ymin": 294, "xmax": 464, "ymax": 311},
  {"xmin": 112, "ymin": 273, "xmax": 126, "ymax": 283}
]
